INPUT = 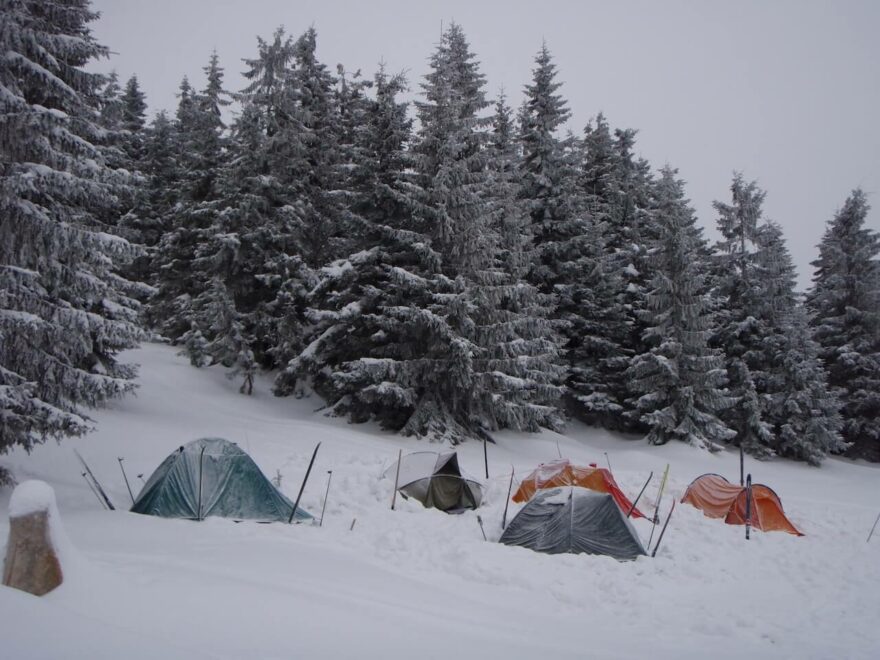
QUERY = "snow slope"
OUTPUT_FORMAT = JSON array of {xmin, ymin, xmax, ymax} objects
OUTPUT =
[{"xmin": 1, "ymin": 342, "xmax": 878, "ymax": 659}]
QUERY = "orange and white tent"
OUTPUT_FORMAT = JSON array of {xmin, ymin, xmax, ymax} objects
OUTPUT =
[
  {"xmin": 512, "ymin": 459, "xmax": 646, "ymax": 518},
  {"xmin": 681, "ymin": 473, "xmax": 803, "ymax": 536}
]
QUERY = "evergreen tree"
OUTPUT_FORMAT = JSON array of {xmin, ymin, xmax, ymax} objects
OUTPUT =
[
  {"xmin": 627, "ymin": 168, "xmax": 735, "ymax": 448},
  {"xmin": 753, "ymin": 221, "xmax": 845, "ymax": 463},
  {"xmin": 121, "ymin": 74, "xmax": 147, "ymax": 132},
  {"xmin": 710, "ymin": 173, "xmax": 773, "ymax": 457},
  {"xmin": 0, "ymin": 0, "xmax": 142, "ymax": 481},
  {"xmin": 808, "ymin": 189, "xmax": 880, "ymax": 460}
]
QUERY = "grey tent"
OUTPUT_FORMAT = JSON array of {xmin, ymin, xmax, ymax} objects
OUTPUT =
[
  {"xmin": 500, "ymin": 487, "xmax": 646, "ymax": 561},
  {"xmin": 385, "ymin": 451, "xmax": 483, "ymax": 513},
  {"xmin": 131, "ymin": 438, "xmax": 312, "ymax": 523}
]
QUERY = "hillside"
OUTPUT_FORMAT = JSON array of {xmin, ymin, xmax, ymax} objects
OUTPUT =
[{"xmin": 1, "ymin": 342, "xmax": 878, "ymax": 659}]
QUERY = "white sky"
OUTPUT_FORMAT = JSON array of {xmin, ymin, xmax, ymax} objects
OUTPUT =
[{"xmin": 89, "ymin": 0, "xmax": 880, "ymax": 289}]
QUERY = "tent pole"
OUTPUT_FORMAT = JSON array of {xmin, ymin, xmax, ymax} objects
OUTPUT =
[{"xmin": 391, "ymin": 449, "xmax": 402, "ymax": 510}]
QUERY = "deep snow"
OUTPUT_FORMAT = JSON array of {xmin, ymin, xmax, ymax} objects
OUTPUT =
[{"xmin": 1, "ymin": 342, "xmax": 879, "ymax": 659}]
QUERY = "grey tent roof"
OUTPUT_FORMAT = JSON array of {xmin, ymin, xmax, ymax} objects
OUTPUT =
[
  {"xmin": 131, "ymin": 438, "xmax": 312, "ymax": 523},
  {"xmin": 499, "ymin": 487, "xmax": 646, "ymax": 561},
  {"xmin": 384, "ymin": 451, "xmax": 483, "ymax": 513}
]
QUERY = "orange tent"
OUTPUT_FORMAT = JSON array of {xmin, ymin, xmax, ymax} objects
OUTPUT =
[
  {"xmin": 681, "ymin": 473, "xmax": 803, "ymax": 536},
  {"xmin": 512, "ymin": 460, "xmax": 646, "ymax": 518}
]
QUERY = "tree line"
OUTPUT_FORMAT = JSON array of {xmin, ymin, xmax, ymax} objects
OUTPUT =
[{"xmin": 2, "ymin": 2, "xmax": 878, "ymax": 486}]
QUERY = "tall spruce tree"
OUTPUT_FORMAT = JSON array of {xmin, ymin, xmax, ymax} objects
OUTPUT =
[
  {"xmin": 627, "ymin": 168, "xmax": 735, "ymax": 448},
  {"xmin": 0, "ymin": 0, "xmax": 142, "ymax": 481},
  {"xmin": 517, "ymin": 44, "xmax": 611, "ymax": 427},
  {"xmin": 754, "ymin": 221, "xmax": 845, "ymax": 463},
  {"xmin": 711, "ymin": 173, "xmax": 773, "ymax": 457},
  {"xmin": 808, "ymin": 189, "xmax": 880, "ymax": 460}
]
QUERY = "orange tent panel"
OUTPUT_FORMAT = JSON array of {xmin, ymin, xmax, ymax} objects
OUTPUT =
[
  {"xmin": 512, "ymin": 460, "xmax": 646, "ymax": 518},
  {"xmin": 681, "ymin": 473, "xmax": 803, "ymax": 536}
]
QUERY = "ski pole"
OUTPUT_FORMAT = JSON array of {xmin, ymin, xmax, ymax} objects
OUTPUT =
[
  {"xmin": 745, "ymin": 473, "xmax": 752, "ymax": 541},
  {"xmin": 391, "ymin": 449, "xmax": 402, "ymax": 510},
  {"xmin": 350, "ymin": 518, "xmax": 357, "ymax": 531},
  {"xmin": 651, "ymin": 500, "xmax": 676, "ymax": 557},
  {"xmin": 81, "ymin": 472, "xmax": 107, "ymax": 509},
  {"xmin": 483, "ymin": 434, "xmax": 489, "ymax": 479},
  {"xmin": 319, "ymin": 470, "xmax": 332, "ymax": 527},
  {"xmin": 604, "ymin": 452, "xmax": 612, "ymax": 471},
  {"xmin": 501, "ymin": 466, "xmax": 515, "ymax": 530},
  {"xmin": 627, "ymin": 471, "xmax": 653, "ymax": 518},
  {"xmin": 477, "ymin": 515, "xmax": 487, "ymax": 541},
  {"xmin": 648, "ymin": 464, "xmax": 670, "ymax": 547},
  {"xmin": 289, "ymin": 442, "xmax": 321, "ymax": 524},
  {"xmin": 118, "ymin": 457, "xmax": 135, "ymax": 504},
  {"xmin": 867, "ymin": 510, "xmax": 880, "ymax": 543},
  {"xmin": 740, "ymin": 445, "xmax": 745, "ymax": 487}
]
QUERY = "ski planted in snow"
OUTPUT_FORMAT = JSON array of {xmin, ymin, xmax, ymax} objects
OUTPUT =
[
  {"xmin": 74, "ymin": 449, "xmax": 115, "ymax": 510},
  {"xmin": 647, "ymin": 464, "xmax": 670, "ymax": 547}
]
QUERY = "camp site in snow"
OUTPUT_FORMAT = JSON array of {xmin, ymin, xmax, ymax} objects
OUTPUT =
[{"xmin": 1, "ymin": 1, "xmax": 879, "ymax": 658}]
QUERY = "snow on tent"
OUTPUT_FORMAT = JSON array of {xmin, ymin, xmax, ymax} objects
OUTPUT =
[
  {"xmin": 512, "ymin": 459, "xmax": 646, "ymax": 518},
  {"xmin": 131, "ymin": 438, "xmax": 312, "ymax": 523},
  {"xmin": 385, "ymin": 451, "xmax": 483, "ymax": 513},
  {"xmin": 500, "ymin": 487, "xmax": 647, "ymax": 561},
  {"xmin": 681, "ymin": 473, "xmax": 803, "ymax": 536}
]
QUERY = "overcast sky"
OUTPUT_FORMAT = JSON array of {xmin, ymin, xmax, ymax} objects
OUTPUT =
[{"xmin": 89, "ymin": 0, "xmax": 879, "ymax": 289}]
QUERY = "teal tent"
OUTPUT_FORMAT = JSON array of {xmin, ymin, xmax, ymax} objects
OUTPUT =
[{"xmin": 131, "ymin": 438, "xmax": 312, "ymax": 523}]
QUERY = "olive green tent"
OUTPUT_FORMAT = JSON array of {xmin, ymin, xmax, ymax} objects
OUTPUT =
[
  {"xmin": 131, "ymin": 438, "xmax": 311, "ymax": 523},
  {"xmin": 385, "ymin": 451, "xmax": 483, "ymax": 513}
]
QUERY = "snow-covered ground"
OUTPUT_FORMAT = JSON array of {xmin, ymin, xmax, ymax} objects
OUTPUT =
[{"xmin": 2, "ymin": 342, "xmax": 878, "ymax": 659}]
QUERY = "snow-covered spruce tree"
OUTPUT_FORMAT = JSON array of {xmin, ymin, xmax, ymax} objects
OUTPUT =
[
  {"xmin": 274, "ymin": 66, "xmax": 440, "ymax": 420},
  {"xmin": 626, "ymin": 168, "xmax": 735, "ymax": 448},
  {"xmin": 121, "ymin": 74, "xmax": 147, "ymax": 133},
  {"xmin": 807, "ymin": 189, "xmax": 880, "ymax": 461},
  {"xmin": 710, "ymin": 173, "xmax": 773, "ymax": 457},
  {"xmin": 471, "ymin": 92, "xmax": 564, "ymax": 433},
  {"xmin": 770, "ymin": 307, "xmax": 845, "ymax": 464},
  {"xmin": 568, "ymin": 113, "xmax": 633, "ymax": 429},
  {"xmin": 516, "ymin": 45, "xmax": 609, "ymax": 427},
  {"xmin": 148, "ymin": 67, "xmax": 229, "ymax": 343},
  {"xmin": 754, "ymin": 221, "xmax": 845, "ymax": 463},
  {"xmin": 0, "ymin": 0, "xmax": 142, "ymax": 479}
]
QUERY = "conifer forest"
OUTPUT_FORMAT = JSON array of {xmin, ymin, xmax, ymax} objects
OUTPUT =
[{"xmin": 3, "ymin": 0, "xmax": 879, "ymax": 486}]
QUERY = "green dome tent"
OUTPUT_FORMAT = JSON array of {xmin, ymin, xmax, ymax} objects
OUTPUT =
[
  {"xmin": 500, "ymin": 487, "xmax": 646, "ymax": 561},
  {"xmin": 131, "ymin": 438, "xmax": 312, "ymax": 523}
]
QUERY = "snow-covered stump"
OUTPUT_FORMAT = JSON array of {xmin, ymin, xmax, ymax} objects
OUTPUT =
[{"xmin": 2, "ymin": 481, "xmax": 66, "ymax": 596}]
